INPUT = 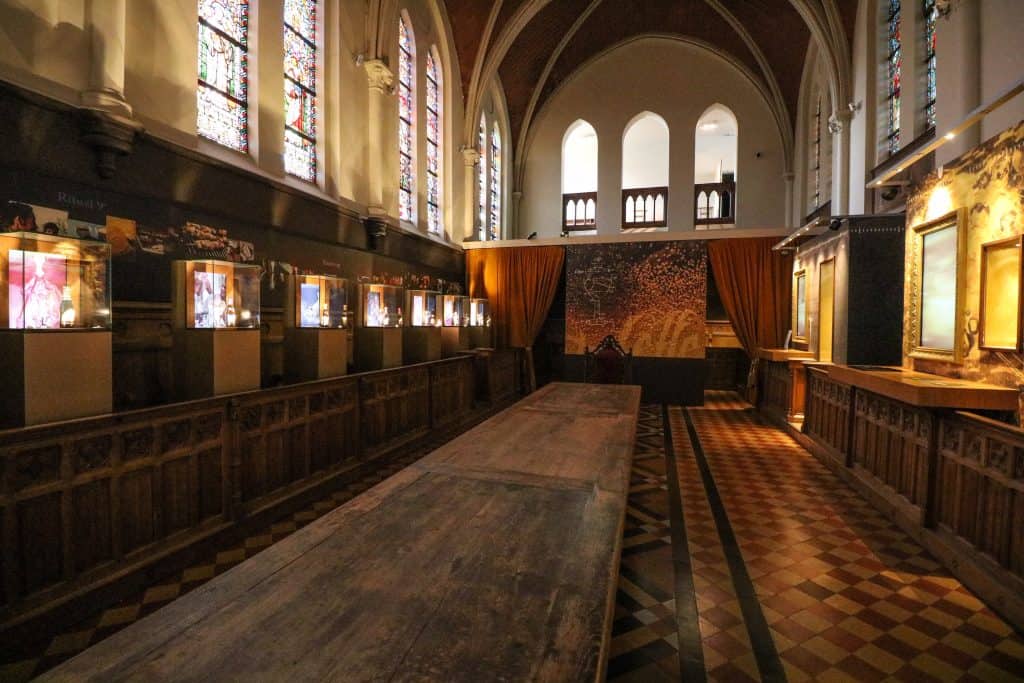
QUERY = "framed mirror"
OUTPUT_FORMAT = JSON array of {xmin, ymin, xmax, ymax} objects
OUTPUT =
[
  {"xmin": 909, "ymin": 209, "xmax": 966, "ymax": 363},
  {"xmin": 979, "ymin": 236, "xmax": 1023, "ymax": 351}
]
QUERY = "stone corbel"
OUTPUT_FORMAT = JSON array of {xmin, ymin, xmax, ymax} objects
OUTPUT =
[
  {"xmin": 79, "ymin": 107, "xmax": 144, "ymax": 179},
  {"xmin": 364, "ymin": 59, "xmax": 395, "ymax": 94}
]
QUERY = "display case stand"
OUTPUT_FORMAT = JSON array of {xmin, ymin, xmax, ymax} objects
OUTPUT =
[
  {"xmin": 403, "ymin": 327, "xmax": 442, "ymax": 364},
  {"xmin": 173, "ymin": 329, "xmax": 261, "ymax": 399},
  {"xmin": 355, "ymin": 328, "xmax": 403, "ymax": 371},
  {"xmin": 285, "ymin": 328, "xmax": 348, "ymax": 382},
  {"xmin": 0, "ymin": 331, "xmax": 112, "ymax": 428},
  {"xmin": 441, "ymin": 327, "xmax": 471, "ymax": 357}
]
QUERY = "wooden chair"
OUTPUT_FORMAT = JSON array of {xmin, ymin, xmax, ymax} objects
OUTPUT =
[{"xmin": 584, "ymin": 335, "xmax": 633, "ymax": 384}]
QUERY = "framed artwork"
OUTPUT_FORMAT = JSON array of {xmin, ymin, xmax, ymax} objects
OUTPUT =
[
  {"xmin": 979, "ymin": 235, "xmax": 1023, "ymax": 351},
  {"xmin": 793, "ymin": 269, "xmax": 808, "ymax": 343},
  {"xmin": 909, "ymin": 209, "xmax": 966, "ymax": 363}
]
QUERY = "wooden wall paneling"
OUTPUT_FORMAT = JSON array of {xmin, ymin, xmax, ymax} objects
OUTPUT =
[{"xmin": 803, "ymin": 367, "xmax": 853, "ymax": 466}]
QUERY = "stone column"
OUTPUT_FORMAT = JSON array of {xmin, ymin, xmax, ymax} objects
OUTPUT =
[
  {"xmin": 364, "ymin": 59, "xmax": 395, "ymax": 218},
  {"xmin": 81, "ymin": 0, "xmax": 132, "ymax": 117},
  {"xmin": 830, "ymin": 109, "xmax": 854, "ymax": 215},
  {"xmin": 511, "ymin": 190, "xmax": 523, "ymax": 239},
  {"xmin": 782, "ymin": 171, "xmax": 796, "ymax": 228},
  {"xmin": 462, "ymin": 147, "xmax": 481, "ymax": 241}
]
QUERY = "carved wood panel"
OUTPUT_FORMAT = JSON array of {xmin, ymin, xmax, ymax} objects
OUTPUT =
[
  {"xmin": 804, "ymin": 368, "xmax": 852, "ymax": 464},
  {"xmin": 852, "ymin": 391, "xmax": 931, "ymax": 509}
]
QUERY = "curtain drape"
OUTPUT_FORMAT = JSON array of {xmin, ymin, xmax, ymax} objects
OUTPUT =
[
  {"xmin": 707, "ymin": 237, "xmax": 793, "ymax": 358},
  {"xmin": 466, "ymin": 245, "xmax": 565, "ymax": 349}
]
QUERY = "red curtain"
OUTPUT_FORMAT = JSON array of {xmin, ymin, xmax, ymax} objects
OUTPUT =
[
  {"xmin": 466, "ymin": 246, "xmax": 565, "ymax": 349},
  {"xmin": 707, "ymin": 237, "xmax": 793, "ymax": 358}
]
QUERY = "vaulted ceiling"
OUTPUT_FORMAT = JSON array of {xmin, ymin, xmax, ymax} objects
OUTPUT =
[{"xmin": 442, "ymin": 0, "xmax": 859, "ymax": 167}]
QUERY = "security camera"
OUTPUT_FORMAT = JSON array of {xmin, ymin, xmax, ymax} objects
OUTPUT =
[{"xmin": 828, "ymin": 218, "xmax": 842, "ymax": 231}]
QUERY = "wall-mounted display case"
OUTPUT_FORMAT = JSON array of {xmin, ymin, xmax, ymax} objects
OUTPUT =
[
  {"xmin": 469, "ymin": 297, "xmax": 492, "ymax": 348},
  {"xmin": 909, "ymin": 209, "xmax": 966, "ymax": 363},
  {"xmin": 356, "ymin": 283, "xmax": 403, "ymax": 370},
  {"xmin": 404, "ymin": 289, "xmax": 442, "ymax": 363},
  {"xmin": 441, "ymin": 294, "xmax": 471, "ymax": 356},
  {"xmin": 0, "ymin": 232, "xmax": 112, "ymax": 426},
  {"xmin": 980, "ymin": 236, "xmax": 1022, "ymax": 351},
  {"xmin": 793, "ymin": 270, "xmax": 808, "ymax": 344},
  {"xmin": 172, "ymin": 260, "xmax": 261, "ymax": 399},
  {"xmin": 285, "ymin": 274, "xmax": 350, "ymax": 382}
]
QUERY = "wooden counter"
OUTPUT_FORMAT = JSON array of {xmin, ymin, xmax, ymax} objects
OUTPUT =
[
  {"xmin": 757, "ymin": 348, "xmax": 816, "ymax": 423},
  {"xmin": 39, "ymin": 382, "xmax": 641, "ymax": 683},
  {"xmin": 827, "ymin": 365, "xmax": 1018, "ymax": 411},
  {"xmin": 757, "ymin": 348, "xmax": 815, "ymax": 362}
]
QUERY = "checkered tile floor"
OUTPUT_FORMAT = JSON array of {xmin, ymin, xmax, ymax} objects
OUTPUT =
[{"xmin": 0, "ymin": 427, "xmax": 475, "ymax": 682}]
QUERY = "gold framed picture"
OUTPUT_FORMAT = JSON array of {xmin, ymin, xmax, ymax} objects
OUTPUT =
[
  {"xmin": 979, "ymin": 235, "xmax": 1023, "ymax": 351},
  {"xmin": 793, "ymin": 269, "xmax": 808, "ymax": 344},
  {"xmin": 909, "ymin": 209, "xmax": 966, "ymax": 363}
]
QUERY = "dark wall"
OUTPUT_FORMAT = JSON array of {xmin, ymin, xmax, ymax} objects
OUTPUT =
[
  {"xmin": 0, "ymin": 82, "xmax": 464, "ymax": 304},
  {"xmin": 847, "ymin": 216, "xmax": 905, "ymax": 366}
]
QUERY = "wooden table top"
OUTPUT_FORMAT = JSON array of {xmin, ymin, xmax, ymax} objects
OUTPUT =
[
  {"xmin": 40, "ymin": 382, "xmax": 642, "ymax": 683},
  {"xmin": 758, "ymin": 348, "xmax": 816, "ymax": 362},
  {"xmin": 827, "ymin": 365, "xmax": 1018, "ymax": 411}
]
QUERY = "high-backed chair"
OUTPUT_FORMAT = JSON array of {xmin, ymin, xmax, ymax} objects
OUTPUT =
[{"xmin": 583, "ymin": 335, "xmax": 633, "ymax": 384}]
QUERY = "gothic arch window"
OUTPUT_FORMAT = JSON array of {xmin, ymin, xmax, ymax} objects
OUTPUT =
[
  {"xmin": 284, "ymin": 0, "xmax": 317, "ymax": 182},
  {"xmin": 477, "ymin": 115, "xmax": 488, "ymax": 240},
  {"xmin": 811, "ymin": 95, "xmax": 822, "ymax": 211},
  {"xmin": 622, "ymin": 112, "xmax": 669, "ymax": 229},
  {"xmin": 885, "ymin": 0, "xmax": 903, "ymax": 154},
  {"xmin": 489, "ymin": 124, "xmax": 502, "ymax": 239},
  {"xmin": 923, "ymin": 0, "xmax": 937, "ymax": 129},
  {"xmin": 398, "ymin": 14, "xmax": 416, "ymax": 222},
  {"xmin": 694, "ymin": 104, "xmax": 737, "ymax": 227},
  {"xmin": 562, "ymin": 120, "xmax": 598, "ymax": 230},
  {"xmin": 197, "ymin": 0, "xmax": 250, "ymax": 151},
  {"xmin": 425, "ymin": 48, "xmax": 442, "ymax": 234}
]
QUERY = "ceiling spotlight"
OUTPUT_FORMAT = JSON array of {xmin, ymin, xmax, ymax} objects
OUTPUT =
[
  {"xmin": 527, "ymin": 231, "xmax": 538, "ymax": 240},
  {"xmin": 828, "ymin": 218, "xmax": 843, "ymax": 231},
  {"xmin": 944, "ymin": 132, "xmax": 956, "ymax": 140}
]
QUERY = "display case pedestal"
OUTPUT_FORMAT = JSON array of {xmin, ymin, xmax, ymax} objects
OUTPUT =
[
  {"xmin": 442, "ymin": 327, "xmax": 470, "ymax": 356},
  {"xmin": 355, "ymin": 328, "xmax": 403, "ymax": 371},
  {"xmin": 0, "ymin": 331, "xmax": 112, "ymax": 428},
  {"xmin": 174, "ymin": 329, "xmax": 261, "ymax": 400},
  {"xmin": 403, "ymin": 327, "xmax": 442, "ymax": 364},
  {"xmin": 285, "ymin": 328, "xmax": 348, "ymax": 382},
  {"xmin": 470, "ymin": 327, "xmax": 492, "ymax": 350}
]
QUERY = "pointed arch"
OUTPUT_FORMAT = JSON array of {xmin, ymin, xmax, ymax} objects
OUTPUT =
[
  {"xmin": 562, "ymin": 119, "xmax": 598, "ymax": 195},
  {"xmin": 397, "ymin": 12, "xmax": 416, "ymax": 222},
  {"xmin": 425, "ymin": 45, "xmax": 442, "ymax": 234}
]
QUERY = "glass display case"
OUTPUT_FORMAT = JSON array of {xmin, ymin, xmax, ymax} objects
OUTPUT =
[
  {"xmin": 469, "ymin": 298, "xmax": 491, "ymax": 328},
  {"xmin": 180, "ymin": 260, "xmax": 261, "ymax": 329},
  {"xmin": 360, "ymin": 283, "xmax": 403, "ymax": 328},
  {"xmin": 295, "ymin": 274, "xmax": 349, "ymax": 329},
  {"xmin": 406, "ymin": 289, "xmax": 441, "ymax": 327},
  {"xmin": 0, "ymin": 231, "xmax": 111, "ymax": 330},
  {"xmin": 442, "ymin": 294, "xmax": 468, "ymax": 327}
]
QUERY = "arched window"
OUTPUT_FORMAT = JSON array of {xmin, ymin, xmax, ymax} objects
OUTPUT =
[
  {"xmin": 562, "ymin": 120, "xmax": 598, "ymax": 231},
  {"xmin": 425, "ymin": 49, "xmax": 442, "ymax": 234},
  {"xmin": 198, "ymin": 0, "xmax": 250, "ymax": 151},
  {"xmin": 923, "ymin": 0, "xmax": 937, "ymax": 129},
  {"xmin": 398, "ymin": 15, "xmax": 416, "ymax": 222},
  {"xmin": 284, "ymin": 0, "xmax": 317, "ymax": 182},
  {"xmin": 622, "ymin": 112, "xmax": 669, "ymax": 229},
  {"xmin": 885, "ymin": 0, "xmax": 902, "ymax": 154},
  {"xmin": 477, "ymin": 115, "xmax": 487, "ymax": 240},
  {"xmin": 811, "ymin": 95, "xmax": 822, "ymax": 211},
  {"xmin": 489, "ymin": 125, "xmax": 502, "ymax": 239},
  {"xmin": 694, "ymin": 104, "xmax": 737, "ymax": 227}
]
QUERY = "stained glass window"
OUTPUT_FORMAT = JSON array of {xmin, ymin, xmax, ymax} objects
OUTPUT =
[
  {"xmin": 426, "ymin": 50, "xmax": 442, "ymax": 234},
  {"xmin": 489, "ymin": 125, "xmax": 502, "ymax": 240},
  {"xmin": 398, "ymin": 17, "xmax": 416, "ymax": 222},
  {"xmin": 886, "ymin": 0, "xmax": 902, "ymax": 155},
  {"xmin": 477, "ymin": 115, "xmax": 487, "ymax": 241},
  {"xmin": 198, "ymin": 0, "xmax": 249, "ymax": 152},
  {"xmin": 284, "ymin": 0, "xmax": 317, "ymax": 181},
  {"xmin": 812, "ymin": 96, "xmax": 821, "ymax": 212},
  {"xmin": 923, "ymin": 0, "xmax": 937, "ymax": 129}
]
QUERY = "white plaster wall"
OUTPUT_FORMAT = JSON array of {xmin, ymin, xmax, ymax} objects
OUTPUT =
[
  {"xmin": 519, "ymin": 37, "xmax": 786, "ymax": 238},
  {"xmin": 0, "ymin": 0, "xmax": 90, "ymax": 102},
  {"xmin": 977, "ymin": 0, "xmax": 1024, "ymax": 142}
]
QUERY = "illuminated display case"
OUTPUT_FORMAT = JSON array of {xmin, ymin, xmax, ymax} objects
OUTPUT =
[
  {"xmin": 285, "ymin": 274, "xmax": 350, "ymax": 382},
  {"xmin": 404, "ymin": 289, "xmax": 442, "ymax": 363},
  {"xmin": 172, "ymin": 260, "xmax": 261, "ymax": 399},
  {"xmin": 356, "ymin": 283, "xmax": 404, "ymax": 370},
  {"xmin": 441, "ymin": 294, "xmax": 471, "ymax": 356},
  {"xmin": 469, "ymin": 297, "xmax": 493, "ymax": 349},
  {"xmin": 0, "ymin": 232, "xmax": 112, "ymax": 427}
]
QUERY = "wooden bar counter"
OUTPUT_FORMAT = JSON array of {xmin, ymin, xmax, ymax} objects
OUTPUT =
[
  {"xmin": 799, "ymin": 365, "xmax": 1024, "ymax": 631},
  {"xmin": 757, "ymin": 347, "xmax": 815, "ymax": 423},
  {"xmin": 39, "ymin": 382, "xmax": 641, "ymax": 683}
]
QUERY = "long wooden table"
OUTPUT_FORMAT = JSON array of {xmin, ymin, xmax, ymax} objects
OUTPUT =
[{"xmin": 40, "ymin": 382, "xmax": 641, "ymax": 682}]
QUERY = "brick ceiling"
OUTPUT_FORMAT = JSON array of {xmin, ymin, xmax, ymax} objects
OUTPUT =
[{"xmin": 442, "ymin": 0, "xmax": 859, "ymax": 149}]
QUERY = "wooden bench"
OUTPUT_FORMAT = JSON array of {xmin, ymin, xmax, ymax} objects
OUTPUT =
[{"xmin": 40, "ymin": 382, "xmax": 641, "ymax": 682}]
